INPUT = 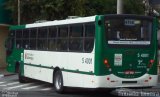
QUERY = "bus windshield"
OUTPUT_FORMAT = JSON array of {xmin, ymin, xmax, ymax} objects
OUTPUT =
[
  {"xmin": 105, "ymin": 17, "xmax": 153, "ymax": 46},
  {"xmin": 5, "ymin": 31, "xmax": 15, "ymax": 50}
]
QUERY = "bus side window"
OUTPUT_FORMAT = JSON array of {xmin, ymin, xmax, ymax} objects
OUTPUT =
[
  {"xmin": 48, "ymin": 26, "xmax": 57, "ymax": 51},
  {"xmin": 37, "ymin": 27, "xmax": 48, "ymax": 50},
  {"xmin": 29, "ymin": 28, "xmax": 37, "ymax": 50},
  {"xmin": 10, "ymin": 30, "xmax": 15, "ymax": 48},
  {"xmin": 16, "ymin": 29, "xmax": 22, "ymax": 49},
  {"xmin": 84, "ymin": 23, "xmax": 95, "ymax": 52},
  {"xmin": 22, "ymin": 29, "xmax": 30, "ymax": 49},
  {"xmin": 57, "ymin": 26, "xmax": 68, "ymax": 51},
  {"xmin": 6, "ymin": 30, "xmax": 15, "ymax": 50},
  {"xmin": 69, "ymin": 24, "xmax": 83, "ymax": 52}
]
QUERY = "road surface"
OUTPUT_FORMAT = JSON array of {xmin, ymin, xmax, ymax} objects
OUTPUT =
[{"xmin": 0, "ymin": 75, "xmax": 160, "ymax": 97}]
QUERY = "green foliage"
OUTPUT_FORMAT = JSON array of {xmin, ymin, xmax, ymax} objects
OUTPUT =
[
  {"xmin": 123, "ymin": 0, "xmax": 145, "ymax": 14},
  {"xmin": 5, "ymin": 0, "xmax": 145, "ymax": 24}
]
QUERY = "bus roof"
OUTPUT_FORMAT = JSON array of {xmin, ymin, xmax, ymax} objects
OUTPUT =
[{"xmin": 10, "ymin": 15, "xmax": 96, "ymax": 30}]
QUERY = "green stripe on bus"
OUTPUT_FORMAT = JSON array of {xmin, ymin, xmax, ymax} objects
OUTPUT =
[
  {"xmin": 24, "ymin": 63, "xmax": 53, "ymax": 69},
  {"xmin": 10, "ymin": 25, "xmax": 26, "ymax": 30},
  {"xmin": 24, "ymin": 63, "xmax": 94, "ymax": 75},
  {"xmin": 62, "ymin": 69, "xmax": 94, "ymax": 75}
]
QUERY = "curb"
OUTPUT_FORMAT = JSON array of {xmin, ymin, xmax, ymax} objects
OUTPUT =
[
  {"xmin": 0, "ymin": 73, "xmax": 15, "ymax": 78},
  {"xmin": 4, "ymin": 73, "xmax": 15, "ymax": 77}
]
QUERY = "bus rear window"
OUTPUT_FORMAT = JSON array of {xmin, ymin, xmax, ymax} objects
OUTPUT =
[{"xmin": 105, "ymin": 17, "xmax": 152, "ymax": 46}]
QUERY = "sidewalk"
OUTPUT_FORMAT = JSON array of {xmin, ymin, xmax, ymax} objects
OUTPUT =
[{"xmin": 0, "ymin": 68, "xmax": 15, "ymax": 78}]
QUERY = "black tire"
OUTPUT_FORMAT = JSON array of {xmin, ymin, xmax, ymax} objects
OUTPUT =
[
  {"xmin": 18, "ymin": 65, "xmax": 27, "ymax": 83},
  {"xmin": 53, "ymin": 70, "xmax": 64, "ymax": 93}
]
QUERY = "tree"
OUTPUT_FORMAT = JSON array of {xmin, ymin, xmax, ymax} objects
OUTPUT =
[
  {"xmin": 123, "ymin": 0, "xmax": 145, "ymax": 14},
  {"xmin": 5, "ymin": 0, "xmax": 145, "ymax": 25}
]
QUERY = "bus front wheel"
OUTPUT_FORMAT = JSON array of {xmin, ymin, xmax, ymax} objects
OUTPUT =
[
  {"xmin": 18, "ymin": 66, "xmax": 27, "ymax": 83},
  {"xmin": 53, "ymin": 70, "xmax": 64, "ymax": 93}
]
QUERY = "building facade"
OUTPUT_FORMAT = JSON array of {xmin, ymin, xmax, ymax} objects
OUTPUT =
[
  {"xmin": 0, "ymin": 0, "xmax": 10, "ymax": 68},
  {"xmin": 0, "ymin": 25, "xmax": 9, "ymax": 68}
]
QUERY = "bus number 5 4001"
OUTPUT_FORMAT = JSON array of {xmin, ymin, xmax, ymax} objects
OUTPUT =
[{"xmin": 82, "ymin": 58, "xmax": 92, "ymax": 64}]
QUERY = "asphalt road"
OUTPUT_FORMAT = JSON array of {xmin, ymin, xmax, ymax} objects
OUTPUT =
[
  {"xmin": 0, "ymin": 75, "xmax": 160, "ymax": 97},
  {"xmin": 0, "ymin": 75, "xmax": 119, "ymax": 97}
]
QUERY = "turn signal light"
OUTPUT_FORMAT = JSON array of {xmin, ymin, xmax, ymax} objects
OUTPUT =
[
  {"xmin": 148, "ymin": 59, "xmax": 154, "ymax": 68},
  {"xmin": 104, "ymin": 59, "xmax": 110, "ymax": 68},
  {"xmin": 150, "ymin": 60, "xmax": 154, "ymax": 64},
  {"xmin": 104, "ymin": 59, "xmax": 108, "ymax": 64}
]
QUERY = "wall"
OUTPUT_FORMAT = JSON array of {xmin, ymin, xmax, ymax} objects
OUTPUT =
[{"xmin": 0, "ymin": 25, "xmax": 9, "ymax": 68}]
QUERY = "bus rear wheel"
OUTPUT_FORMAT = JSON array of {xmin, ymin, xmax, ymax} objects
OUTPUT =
[{"xmin": 53, "ymin": 70, "xmax": 64, "ymax": 93}]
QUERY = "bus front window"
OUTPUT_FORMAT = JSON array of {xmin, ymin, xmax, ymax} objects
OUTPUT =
[
  {"xmin": 105, "ymin": 17, "xmax": 152, "ymax": 46},
  {"xmin": 5, "ymin": 38, "xmax": 14, "ymax": 49},
  {"xmin": 5, "ymin": 31, "xmax": 15, "ymax": 56}
]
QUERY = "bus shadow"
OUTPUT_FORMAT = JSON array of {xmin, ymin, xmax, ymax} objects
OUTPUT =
[{"xmin": 64, "ymin": 88, "xmax": 117, "ymax": 97}]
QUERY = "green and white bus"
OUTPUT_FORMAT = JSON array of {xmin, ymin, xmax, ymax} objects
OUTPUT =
[{"xmin": 5, "ymin": 14, "xmax": 158, "ymax": 93}]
